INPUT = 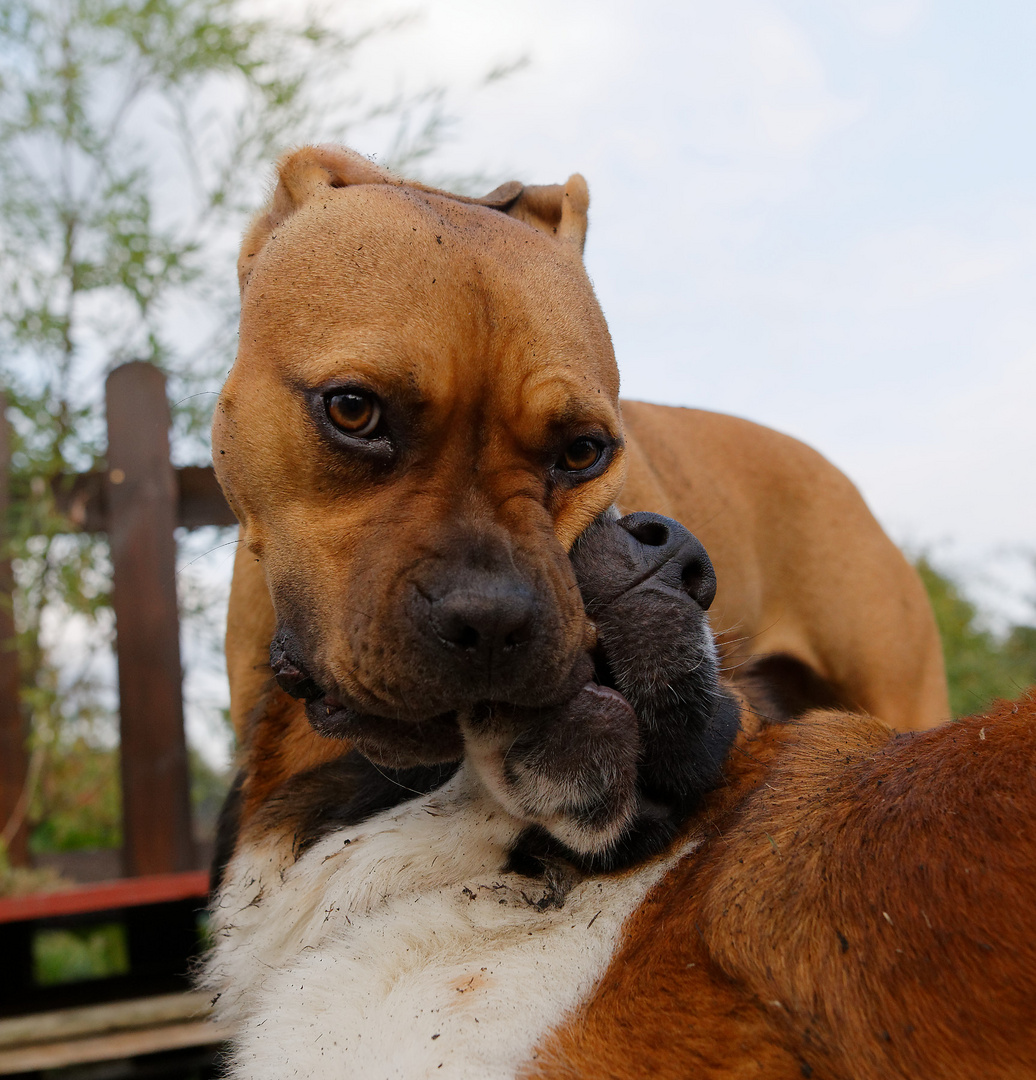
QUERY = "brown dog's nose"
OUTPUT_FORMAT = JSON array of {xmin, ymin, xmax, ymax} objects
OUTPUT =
[
  {"xmin": 427, "ymin": 576, "xmax": 537, "ymax": 659},
  {"xmin": 404, "ymin": 529, "xmax": 570, "ymax": 708},
  {"xmin": 619, "ymin": 512, "xmax": 718, "ymax": 611},
  {"xmin": 572, "ymin": 511, "xmax": 718, "ymax": 613}
]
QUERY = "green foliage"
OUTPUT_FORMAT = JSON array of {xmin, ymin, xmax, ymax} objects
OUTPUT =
[
  {"xmin": 916, "ymin": 555, "xmax": 1036, "ymax": 718},
  {"xmin": 28, "ymin": 738, "xmax": 121, "ymax": 851},
  {"xmin": 0, "ymin": 0, "xmax": 388, "ymax": 470},
  {"xmin": 15, "ymin": 690, "xmax": 231, "ymax": 854},
  {"xmin": 0, "ymin": 0, "xmax": 465, "ymax": 855},
  {"xmin": 33, "ymin": 922, "xmax": 129, "ymax": 985},
  {"xmin": 0, "ymin": 846, "xmax": 67, "ymax": 896}
]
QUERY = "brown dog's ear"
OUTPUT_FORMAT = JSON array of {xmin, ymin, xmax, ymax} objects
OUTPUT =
[
  {"xmin": 238, "ymin": 145, "xmax": 401, "ymax": 293},
  {"xmin": 476, "ymin": 176, "xmax": 590, "ymax": 254}
]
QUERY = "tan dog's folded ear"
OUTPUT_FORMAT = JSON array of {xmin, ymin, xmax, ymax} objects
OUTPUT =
[
  {"xmin": 484, "ymin": 175, "xmax": 590, "ymax": 254},
  {"xmin": 239, "ymin": 145, "xmax": 591, "ymax": 292}
]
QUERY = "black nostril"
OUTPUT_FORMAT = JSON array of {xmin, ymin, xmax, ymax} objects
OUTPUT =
[
  {"xmin": 682, "ymin": 557, "xmax": 716, "ymax": 611},
  {"xmin": 269, "ymin": 629, "xmax": 324, "ymax": 701},
  {"xmin": 682, "ymin": 562, "xmax": 703, "ymax": 596},
  {"xmin": 626, "ymin": 520, "xmax": 669, "ymax": 547},
  {"xmin": 437, "ymin": 608, "xmax": 485, "ymax": 651}
]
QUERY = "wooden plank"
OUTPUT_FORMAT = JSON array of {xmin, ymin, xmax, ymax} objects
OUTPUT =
[
  {"xmin": 0, "ymin": 990, "xmax": 213, "ymax": 1049},
  {"xmin": 106, "ymin": 363, "xmax": 196, "ymax": 877},
  {"xmin": 0, "ymin": 870, "xmax": 208, "ymax": 925},
  {"xmin": 31, "ymin": 847, "xmax": 123, "ymax": 884},
  {"xmin": 0, "ymin": 394, "xmax": 29, "ymax": 866},
  {"xmin": 0, "ymin": 1018, "xmax": 235, "ymax": 1074},
  {"xmin": 10, "ymin": 464, "xmax": 236, "ymax": 534},
  {"xmin": 176, "ymin": 465, "xmax": 238, "ymax": 529},
  {"xmin": 32, "ymin": 839, "xmax": 215, "ymax": 885}
]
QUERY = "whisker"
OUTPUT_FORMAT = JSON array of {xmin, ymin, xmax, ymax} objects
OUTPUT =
[
  {"xmin": 367, "ymin": 760, "xmax": 440, "ymax": 799},
  {"xmin": 177, "ymin": 538, "xmax": 243, "ymax": 574},
  {"xmin": 172, "ymin": 391, "xmax": 221, "ymax": 407}
]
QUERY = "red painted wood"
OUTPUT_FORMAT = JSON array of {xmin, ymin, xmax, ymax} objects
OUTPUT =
[
  {"xmin": 0, "ymin": 870, "xmax": 209, "ymax": 925},
  {"xmin": 106, "ymin": 363, "xmax": 196, "ymax": 877}
]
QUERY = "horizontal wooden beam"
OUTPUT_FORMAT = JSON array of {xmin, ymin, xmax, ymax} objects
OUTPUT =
[
  {"xmin": 0, "ymin": 990, "xmax": 217, "ymax": 1050},
  {"xmin": 10, "ymin": 465, "xmax": 236, "ymax": 534},
  {"xmin": 0, "ymin": 1016, "xmax": 234, "ymax": 1075}
]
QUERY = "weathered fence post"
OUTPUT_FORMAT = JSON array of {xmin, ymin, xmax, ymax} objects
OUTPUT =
[
  {"xmin": 106, "ymin": 363, "xmax": 195, "ymax": 877},
  {"xmin": 0, "ymin": 395, "xmax": 30, "ymax": 866}
]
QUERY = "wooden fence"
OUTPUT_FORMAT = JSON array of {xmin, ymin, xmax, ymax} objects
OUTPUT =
[{"xmin": 0, "ymin": 361, "xmax": 235, "ymax": 878}]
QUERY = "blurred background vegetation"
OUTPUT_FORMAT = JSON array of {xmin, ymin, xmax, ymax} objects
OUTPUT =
[
  {"xmin": 917, "ymin": 556, "xmax": 1036, "ymax": 719},
  {"xmin": 0, "ymin": 0, "xmax": 492, "ymax": 887},
  {"xmin": 1, "ymin": 0, "xmax": 1034, "ymax": 895}
]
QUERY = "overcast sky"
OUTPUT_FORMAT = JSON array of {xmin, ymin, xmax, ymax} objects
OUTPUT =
[{"xmin": 328, "ymin": 0, "xmax": 1035, "ymax": 620}]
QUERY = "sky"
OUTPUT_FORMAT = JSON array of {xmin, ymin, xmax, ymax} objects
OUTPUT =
[{"xmin": 332, "ymin": 0, "xmax": 1035, "ymax": 621}]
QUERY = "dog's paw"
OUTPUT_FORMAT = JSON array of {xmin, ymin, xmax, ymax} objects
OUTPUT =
[{"xmin": 460, "ymin": 667, "xmax": 640, "ymax": 857}]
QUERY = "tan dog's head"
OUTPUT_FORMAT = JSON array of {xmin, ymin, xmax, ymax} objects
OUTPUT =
[{"xmin": 214, "ymin": 146, "xmax": 627, "ymax": 762}]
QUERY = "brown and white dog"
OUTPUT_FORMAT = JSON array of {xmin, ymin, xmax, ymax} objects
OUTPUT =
[
  {"xmin": 199, "ymin": 147, "xmax": 1017, "ymax": 1078},
  {"xmin": 204, "ymin": 513, "xmax": 1036, "ymax": 1079}
]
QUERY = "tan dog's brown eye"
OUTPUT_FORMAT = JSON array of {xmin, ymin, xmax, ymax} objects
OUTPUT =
[
  {"xmin": 559, "ymin": 437, "xmax": 603, "ymax": 472},
  {"xmin": 326, "ymin": 390, "xmax": 381, "ymax": 437}
]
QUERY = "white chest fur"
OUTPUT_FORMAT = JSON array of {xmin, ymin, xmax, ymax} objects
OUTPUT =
[{"xmin": 205, "ymin": 766, "xmax": 699, "ymax": 1079}]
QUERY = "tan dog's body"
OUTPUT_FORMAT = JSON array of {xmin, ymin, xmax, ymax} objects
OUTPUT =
[
  {"xmin": 224, "ymin": 399, "xmax": 945, "ymax": 753},
  {"xmin": 223, "ymin": 405, "xmax": 945, "ymax": 735},
  {"xmin": 216, "ymin": 153, "xmax": 945, "ymax": 759},
  {"xmin": 217, "ymin": 148, "xmax": 944, "ymax": 765},
  {"xmin": 619, "ymin": 402, "xmax": 945, "ymax": 728}
]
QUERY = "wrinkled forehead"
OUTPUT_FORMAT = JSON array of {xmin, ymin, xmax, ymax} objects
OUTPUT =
[{"xmin": 233, "ymin": 184, "xmax": 619, "ymax": 405}]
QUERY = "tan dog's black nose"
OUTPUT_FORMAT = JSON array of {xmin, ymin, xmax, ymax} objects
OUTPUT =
[
  {"xmin": 424, "ymin": 574, "xmax": 538, "ymax": 663},
  {"xmin": 399, "ymin": 529, "xmax": 576, "ymax": 710}
]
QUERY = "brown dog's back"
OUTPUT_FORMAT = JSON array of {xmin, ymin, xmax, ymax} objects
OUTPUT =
[
  {"xmin": 530, "ymin": 690, "xmax": 1036, "ymax": 1079},
  {"xmin": 619, "ymin": 401, "xmax": 948, "ymax": 730}
]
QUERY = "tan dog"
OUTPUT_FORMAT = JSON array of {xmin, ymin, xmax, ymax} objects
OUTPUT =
[
  {"xmin": 203, "ymin": 147, "xmax": 1013, "ymax": 1080},
  {"xmin": 214, "ymin": 146, "xmax": 946, "ymax": 831}
]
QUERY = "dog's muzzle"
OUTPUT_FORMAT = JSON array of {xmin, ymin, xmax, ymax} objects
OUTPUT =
[{"xmin": 268, "ymin": 511, "xmax": 724, "ymax": 773}]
